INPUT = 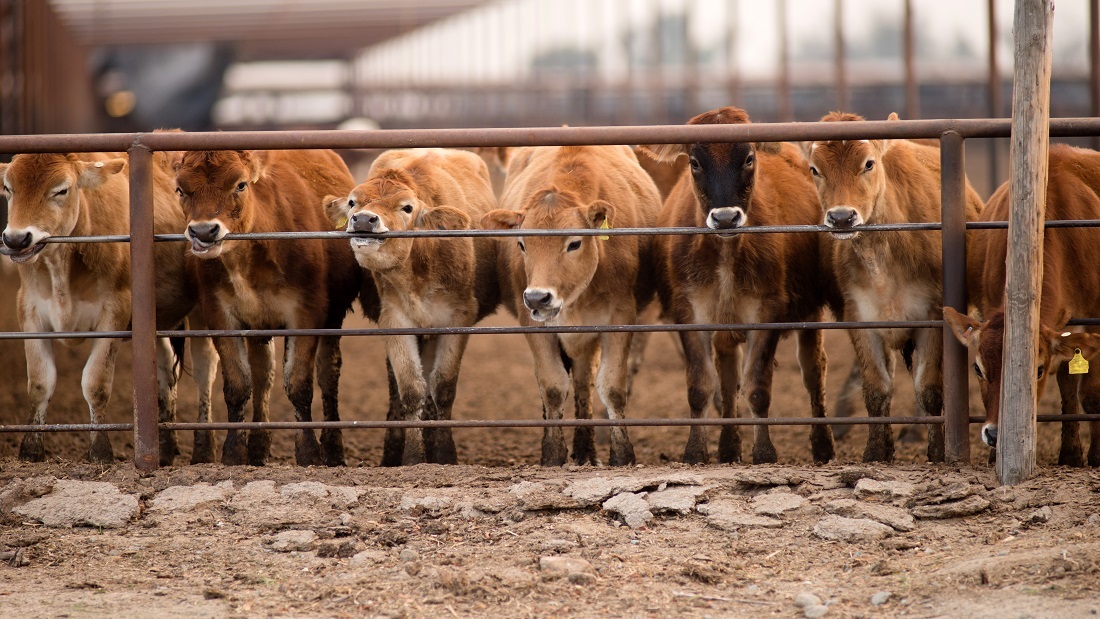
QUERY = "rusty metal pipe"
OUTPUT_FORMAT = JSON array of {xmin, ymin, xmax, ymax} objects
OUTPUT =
[
  {"xmin": 940, "ymin": 131, "xmax": 971, "ymax": 464},
  {"xmin": 127, "ymin": 145, "xmax": 159, "ymax": 472}
]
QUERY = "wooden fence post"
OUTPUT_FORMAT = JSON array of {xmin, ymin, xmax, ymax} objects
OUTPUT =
[{"xmin": 998, "ymin": 0, "xmax": 1053, "ymax": 485}]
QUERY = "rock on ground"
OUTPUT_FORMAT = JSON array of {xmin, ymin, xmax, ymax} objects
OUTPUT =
[
  {"xmin": 646, "ymin": 485, "xmax": 708, "ymax": 514},
  {"xmin": 910, "ymin": 495, "xmax": 991, "ymax": 520},
  {"xmin": 824, "ymin": 499, "xmax": 916, "ymax": 532},
  {"xmin": 752, "ymin": 491, "xmax": 806, "ymax": 516},
  {"xmin": 700, "ymin": 499, "xmax": 784, "ymax": 531},
  {"xmin": 148, "ymin": 481, "xmax": 233, "ymax": 512},
  {"xmin": 853, "ymin": 478, "xmax": 915, "ymax": 502},
  {"xmin": 603, "ymin": 492, "xmax": 653, "ymax": 528},
  {"xmin": 539, "ymin": 556, "xmax": 595, "ymax": 581},
  {"xmin": 813, "ymin": 515, "xmax": 894, "ymax": 542},
  {"xmin": 265, "ymin": 530, "xmax": 318, "ymax": 552},
  {"xmin": 13, "ymin": 480, "xmax": 138, "ymax": 529}
]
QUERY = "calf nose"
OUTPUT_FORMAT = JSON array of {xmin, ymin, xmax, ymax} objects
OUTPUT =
[
  {"xmin": 187, "ymin": 222, "xmax": 221, "ymax": 243},
  {"xmin": 349, "ymin": 212, "xmax": 381, "ymax": 233},
  {"xmin": 2, "ymin": 229, "xmax": 33, "ymax": 251},
  {"xmin": 523, "ymin": 288, "xmax": 554, "ymax": 310},
  {"xmin": 825, "ymin": 207, "xmax": 858, "ymax": 229},
  {"xmin": 709, "ymin": 207, "xmax": 744, "ymax": 230},
  {"xmin": 981, "ymin": 424, "xmax": 998, "ymax": 447}
]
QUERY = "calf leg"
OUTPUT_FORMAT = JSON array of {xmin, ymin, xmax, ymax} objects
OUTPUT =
[
  {"xmin": 315, "ymin": 335, "xmax": 346, "ymax": 466},
  {"xmin": 681, "ymin": 330, "xmax": 717, "ymax": 464},
  {"xmin": 81, "ymin": 336, "xmax": 121, "ymax": 464},
  {"xmin": 831, "ymin": 360, "xmax": 862, "ymax": 440},
  {"xmin": 425, "ymin": 333, "xmax": 469, "ymax": 465},
  {"xmin": 599, "ymin": 330, "xmax": 636, "ymax": 466},
  {"xmin": 381, "ymin": 359, "xmax": 404, "ymax": 467},
  {"xmin": 284, "ymin": 335, "xmax": 323, "ymax": 466},
  {"xmin": 19, "ymin": 337, "xmax": 57, "ymax": 462},
  {"xmin": 527, "ymin": 333, "xmax": 571, "ymax": 467},
  {"xmin": 247, "ymin": 337, "xmax": 275, "ymax": 465},
  {"xmin": 850, "ymin": 329, "xmax": 895, "ymax": 462},
  {"xmin": 1079, "ymin": 369, "xmax": 1100, "ymax": 467},
  {"xmin": 190, "ymin": 336, "xmax": 219, "ymax": 464},
  {"xmin": 713, "ymin": 331, "xmax": 743, "ymax": 464},
  {"xmin": 1089, "ymin": 420, "xmax": 1100, "ymax": 467},
  {"xmin": 742, "ymin": 329, "xmax": 781, "ymax": 464},
  {"xmin": 156, "ymin": 336, "xmax": 182, "ymax": 466},
  {"xmin": 798, "ymin": 328, "xmax": 835, "ymax": 464},
  {"xmin": 387, "ymin": 334, "xmax": 428, "ymax": 465},
  {"xmin": 912, "ymin": 328, "xmax": 945, "ymax": 463},
  {"xmin": 570, "ymin": 339, "xmax": 600, "ymax": 466},
  {"xmin": 1056, "ymin": 365, "xmax": 1084, "ymax": 467},
  {"xmin": 216, "ymin": 336, "xmax": 252, "ymax": 466}
]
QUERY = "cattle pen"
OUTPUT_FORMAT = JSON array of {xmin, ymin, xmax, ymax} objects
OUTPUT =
[{"xmin": 2, "ymin": 116, "xmax": 1100, "ymax": 477}]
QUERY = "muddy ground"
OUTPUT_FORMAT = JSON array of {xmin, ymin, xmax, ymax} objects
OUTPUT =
[{"xmin": 1, "ymin": 269, "xmax": 1099, "ymax": 618}]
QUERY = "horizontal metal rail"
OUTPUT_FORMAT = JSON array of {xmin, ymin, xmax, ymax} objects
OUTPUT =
[
  {"xmin": 24, "ymin": 219, "xmax": 1100, "ymax": 246},
  {"xmin": 5, "ymin": 414, "xmax": 1100, "ymax": 434},
  {"xmin": 2, "ymin": 117, "xmax": 1100, "ymax": 154}
]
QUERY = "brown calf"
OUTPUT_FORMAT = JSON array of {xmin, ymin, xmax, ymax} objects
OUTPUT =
[
  {"xmin": 176, "ymin": 148, "xmax": 366, "ymax": 467},
  {"xmin": 806, "ymin": 112, "xmax": 984, "ymax": 462},
  {"xmin": 327, "ymin": 148, "xmax": 499, "ymax": 466},
  {"xmin": 945, "ymin": 143, "xmax": 1100, "ymax": 466},
  {"xmin": 0, "ymin": 152, "xmax": 217, "ymax": 464},
  {"xmin": 482, "ymin": 145, "xmax": 661, "ymax": 466},
  {"xmin": 641, "ymin": 106, "xmax": 843, "ymax": 465}
]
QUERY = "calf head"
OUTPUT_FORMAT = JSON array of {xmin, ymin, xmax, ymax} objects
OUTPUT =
[
  {"xmin": 482, "ymin": 189, "xmax": 612, "ymax": 323},
  {"xmin": 327, "ymin": 169, "xmax": 471, "ymax": 272},
  {"xmin": 0, "ymin": 154, "xmax": 125, "ymax": 264},
  {"xmin": 943, "ymin": 306, "xmax": 1100, "ymax": 448},
  {"xmin": 174, "ymin": 150, "xmax": 263, "ymax": 259},
  {"xmin": 640, "ymin": 106, "xmax": 762, "ymax": 234},
  {"xmin": 804, "ymin": 112, "xmax": 896, "ymax": 240}
]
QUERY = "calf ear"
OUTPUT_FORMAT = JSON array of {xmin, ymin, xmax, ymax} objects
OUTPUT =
[
  {"xmin": 585, "ymin": 200, "xmax": 615, "ymax": 230},
  {"xmin": 417, "ymin": 205, "xmax": 471, "ymax": 231},
  {"xmin": 242, "ymin": 150, "xmax": 264, "ymax": 183},
  {"xmin": 637, "ymin": 143, "xmax": 689, "ymax": 164},
  {"xmin": 0, "ymin": 163, "xmax": 8, "ymax": 184},
  {"xmin": 480, "ymin": 209, "xmax": 523, "ymax": 230},
  {"xmin": 754, "ymin": 142, "xmax": 782, "ymax": 155},
  {"xmin": 943, "ymin": 306, "xmax": 982, "ymax": 347},
  {"xmin": 324, "ymin": 194, "xmax": 350, "ymax": 229},
  {"xmin": 1048, "ymin": 329, "xmax": 1100, "ymax": 360},
  {"xmin": 77, "ymin": 158, "xmax": 127, "ymax": 189}
]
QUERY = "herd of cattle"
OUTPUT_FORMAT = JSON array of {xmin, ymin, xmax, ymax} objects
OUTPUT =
[{"xmin": 2, "ymin": 107, "xmax": 1099, "ymax": 469}]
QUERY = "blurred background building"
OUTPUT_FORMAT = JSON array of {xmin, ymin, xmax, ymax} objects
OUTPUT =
[{"xmin": 1, "ymin": 0, "xmax": 1098, "ymax": 194}]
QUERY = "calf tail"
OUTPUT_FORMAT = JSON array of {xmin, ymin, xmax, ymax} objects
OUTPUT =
[{"xmin": 170, "ymin": 336, "xmax": 188, "ymax": 377}]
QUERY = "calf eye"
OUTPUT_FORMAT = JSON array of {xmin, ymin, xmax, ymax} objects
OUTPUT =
[
  {"xmin": 236, "ymin": 182, "xmax": 247, "ymax": 192},
  {"xmin": 55, "ymin": 188, "xmax": 68, "ymax": 197},
  {"xmin": 401, "ymin": 204, "xmax": 413, "ymax": 214},
  {"xmin": 566, "ymin": 240, "xmax": 582, "ymax": 252},
  {"xmin": 517, "ymin": 240, "xmax": 525, "ymax": 253},
  {"xmin": 973, "ymin": 362, "xmax": 984, "ymax": 380},
  {"xmin": 808, "ymin": 166, "xmax": 819, "ymax": 177},
  {"xmin": 745, "ymin": 154, "xmax": 755, "ymax": 167},
  {"xmin": 1037, "ymin": 366, "xmax": 1045, "ymax": 379},
  {"xmin": 689, "ymin": 158, "xmax": 701, "ymax": 173},
  {"xmin": 175, "ymin": 187, "xmax": 183, "ymax": 196},
  {"xmin": 864, "ymin": 160, "xmax": 875, "ymax": 172},
  {"xmin": 347, "ymin": 199, "xmax": 355, "ymax": 208}
]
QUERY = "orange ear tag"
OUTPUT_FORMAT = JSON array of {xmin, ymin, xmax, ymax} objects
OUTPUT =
[
  {"xmin": 1069, "ymin": 348, "xmax": 1089, "ymax": 375},
  {"xmin": 336, "ymin": 216, "xmax": 348, "ymax": 230},
  {"xmin": 598, "ymin": 219, "xmax": 611, "ymax": 241}
]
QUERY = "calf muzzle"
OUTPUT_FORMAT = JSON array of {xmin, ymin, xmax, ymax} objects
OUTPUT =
[
  {"xmin": 2, "ymin": 229, "xmax": 33, "ymax": 251},
  {"xmin": 706, "ymin": 207, "xmax": 746, "ymax": 232},
  {"xmin": 981, "ymin": 423, "xmax": 998, "ymax": 447}
]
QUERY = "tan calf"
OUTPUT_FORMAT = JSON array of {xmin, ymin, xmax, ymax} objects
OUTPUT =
[
  {"xmin": 0, "ymin": 152, "xmax": 217, "ymax": 464},
  {"xmin": 642, "ymin": 106, "xmax": 844, "ymax": 465},
  {"xmin": 176, "ymin": 148, "xmax": 366, "ymax": 467},
  {"xmin": 945, "ymin": 144, "xmax": 1100, "ymax": 466},
  {"xmin": 482, "ymin": 145, "xmax": 661, "ymax": 466},
  {"xmin": 806, "ymin": 112, "xmax": 984, "ymax": 462},
  {"xmin": 327, "ymin": 148, "xmax": 499, "ymax": 466}
]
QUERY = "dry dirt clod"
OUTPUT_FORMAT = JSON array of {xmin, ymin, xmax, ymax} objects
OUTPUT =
[
  {"xmin": 794, "ymin": 592, "xmax": 822, "ymax": 608},
  {"xmin": 539, "ymin": 556, "xmax": 595, "ymax": 581},
  {"xmin": 871, "ymin": 591, "xmax": 892, "ymax": 605},
  {"xmin": 603, "ymin": 492, "xmax": 653, "ymax": 528},
  {"xmin": 804, "ymin": 603, "xmax": 829, "ymax": 618},
  {"xmin": 910, "ymin": 495, "xmax": 991, "ymax": 520},
  {"xmin": 813, "ymin": 515, "xmax": 894, "ymax": 542}
]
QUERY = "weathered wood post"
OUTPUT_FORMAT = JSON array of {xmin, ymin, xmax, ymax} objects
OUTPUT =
[{"xmin": 998, "ymin": 0, "xmax": 1053, "ymax": 485}]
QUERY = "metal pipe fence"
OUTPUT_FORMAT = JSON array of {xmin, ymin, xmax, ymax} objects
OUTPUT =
[{"xmin": 3, "ymin": 117, "xmax": 1100, "ymax": 470}]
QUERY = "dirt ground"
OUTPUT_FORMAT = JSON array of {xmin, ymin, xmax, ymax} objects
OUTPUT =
[{"xmin": 2, "ymin": 269, "xmax": 1099, "ymax": 618}]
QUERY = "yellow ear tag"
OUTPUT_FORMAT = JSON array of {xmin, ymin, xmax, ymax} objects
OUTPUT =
[
  {"xmin": 598, "ymin": 219, "xmax": 611, "ymax": 241},
  {"xmin": 1069, "ymin": 348, "xmax": 1089, "ymax": 375},
  {"xmin": 336, "ymin": 216, "xmax": 348, "ymax": 230}
]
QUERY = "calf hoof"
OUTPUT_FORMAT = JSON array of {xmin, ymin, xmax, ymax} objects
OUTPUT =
[
  {"xmin": 541, "ymin": 437, "xmax": 568, "ymax": 467},
  {"xmin": 321, "ymin": 428, "xmax": 346, "ymax": 467},
  {"xmin": 295, "ymin": 432, "xmax": 325, "ymax": 467},
  {"xmin": 19, "ymin": 433, "xmax": 46, "ymax": 462},
  {"xmin": 608, "ymin": 441, "xmax": 636, "ymax": 467},
  {"xmin": 247, "ymin": 429, "xmax": 271, "ymax": 466},
  {"xmin": 1058, "ymin": 445, "xmax": 1085, "ymax": 467},
  {"xmin": 191, "ymin": 430, "xmax": 216, "ymax": 465},
  {"xmin": 221, "ymin": 433, "xmax": 249, "ymax": 466},
  {"xmin": 926, "ymin": 427, "xmax": 945, "ymax": 463},
  {"xmin": 571, "ymin": 428, "xmax": 598, "ymax": 466},
  {"xmin": 425, "ymin": 428, "xmax": 457, "ymax": 465},
  {"xmin": 752, "ymin": 442, "xmax": 778, "ymax": 465},
  {"xmin": 381, "ymin": 429, "xmax": 405, "ymax": 467},
  {"xmin": 988, "ymin": 448, "xmax": 997, "ymax": 465},
  {"xmin": 159, "ymin": 430, "xmax": 180, "ymax": 467},
  {"xmin": 862, "ymin": 444, "xmax": 895, "ymax": 463},
  {"xmin": 89, "ymin": 434, "xmax": 115, "ymax": 464},
  {"xmin": 717, "ymin": 427, "xmax": 741, "ymax": 464},
  {"xmin": 811, "ymin": 427, "xmax": 835, "ymax": 465}
]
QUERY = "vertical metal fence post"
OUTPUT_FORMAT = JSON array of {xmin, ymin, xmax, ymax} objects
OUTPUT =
[
  {"xmin": 940, "ymin": 130, "xmax": 970, "ymax": 464},
  {"xmin": 128, "ymin": 144, "xmax": 159, "ymax": 471}
]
